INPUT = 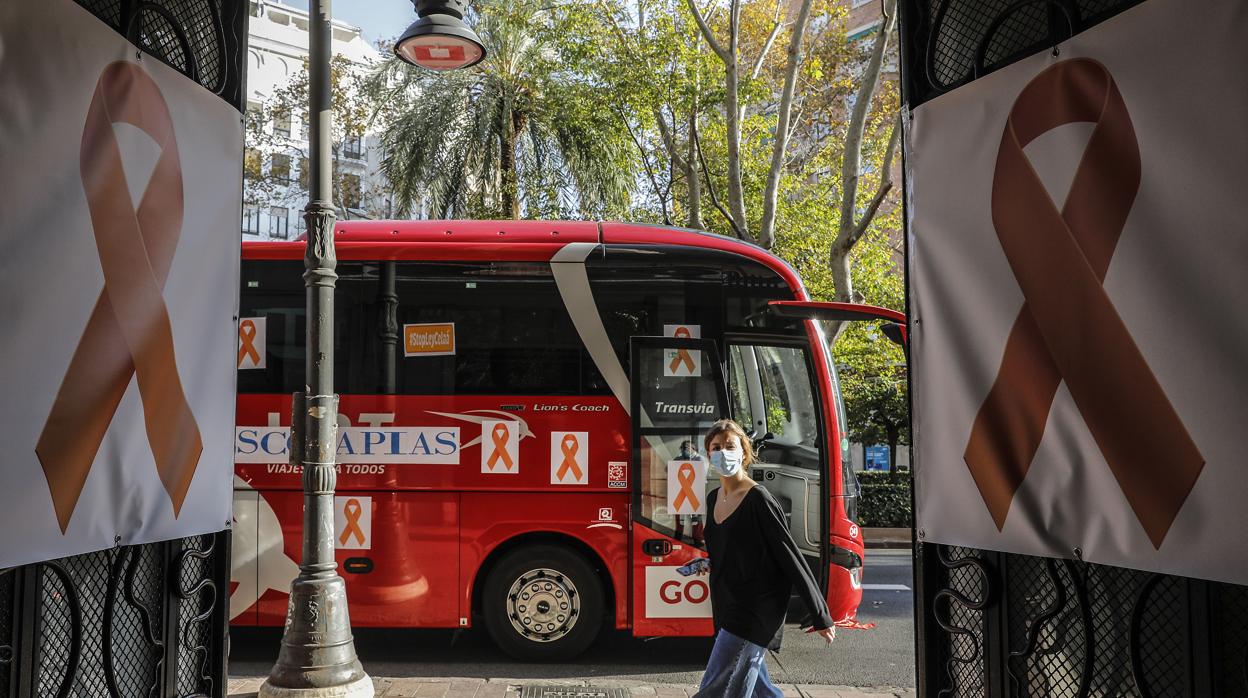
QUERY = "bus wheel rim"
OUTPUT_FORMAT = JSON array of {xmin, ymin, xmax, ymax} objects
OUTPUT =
[{"xmin": 505, "ymin": 567, "xmax": 580, "ymax": 643}]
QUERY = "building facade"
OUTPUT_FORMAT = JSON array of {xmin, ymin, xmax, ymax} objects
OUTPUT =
[{"xmin": 242, "ymin": 0, "xmax": 391, "ymax": 240}]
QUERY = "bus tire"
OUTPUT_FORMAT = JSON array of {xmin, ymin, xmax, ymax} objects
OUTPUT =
[{"xmin": 482, "ymin": 544, "xmax": 605, "ymax": 661}]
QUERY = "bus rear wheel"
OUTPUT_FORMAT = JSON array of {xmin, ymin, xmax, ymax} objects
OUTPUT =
[{"xmin": 482, "ymin": 545, "xmax": 605, "ymax": 661}]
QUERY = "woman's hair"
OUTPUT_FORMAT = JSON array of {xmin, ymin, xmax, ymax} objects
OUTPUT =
[{"xmin": 703, "ymin": 419, "xmax": 755, "ymax": 467}]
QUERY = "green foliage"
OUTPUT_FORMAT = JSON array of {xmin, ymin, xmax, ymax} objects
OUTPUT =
[
  {"xmin": 856, "ymin": 471, "xmax": 912, "ymax": 527},
  {"xmin": 367, "ymin": 1, "xmax": 636, "ymax": 220}
]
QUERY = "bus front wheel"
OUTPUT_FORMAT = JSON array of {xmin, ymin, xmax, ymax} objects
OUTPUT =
[{"xmin": 482, "ymin": 544, "xmax": 605, "ymax": 661}]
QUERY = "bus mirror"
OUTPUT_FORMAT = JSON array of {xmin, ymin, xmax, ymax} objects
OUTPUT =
[{"xmin": 881, "ymin": 323, "xmax": 907, "ymax": 348}]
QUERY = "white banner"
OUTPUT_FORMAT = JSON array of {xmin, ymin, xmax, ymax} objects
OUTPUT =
[
  {"xmin": 909, "ymin": 0, "xmax": 1248, "ymax": 584},
  {"xmin": 0, "ymin": 0, "xmax": 241, "ymax": 566}
]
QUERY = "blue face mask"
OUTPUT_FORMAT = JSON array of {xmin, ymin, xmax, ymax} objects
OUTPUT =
[{"xmin": 710, "ymin": 448, "xmax": 744, "ymax": 477}]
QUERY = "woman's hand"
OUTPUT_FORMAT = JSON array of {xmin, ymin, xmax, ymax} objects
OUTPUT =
[{"xmin": 806, "ymin": 626, "xmax": 836, "ymax": 645}]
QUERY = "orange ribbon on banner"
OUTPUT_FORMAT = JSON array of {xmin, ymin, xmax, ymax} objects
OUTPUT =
[
  {"xmin": 35, "ymin": 62, "xmax": 202, "ymax": 533},
  {"xmin": 672, "ymin": 462, "xmax": 700, "ymax": 512},
  {"xmin": 963, "ymin": 59, "xmax": 1203, "ymax": 549},
  {"xmin": 556, "ymin": 434, "xmax": 583, "ymax": 482},
  {"xmin": 669, "ymin": 326, "xmax": 695, "ymax": 374},
  {"xmin": 339, "ymin": 498, "xmax": 366, "ymax": 546},
  {"xmin": 238, "ymin": 319, "xmax": 261, "ymax": 367},
  {"xmin": 486, "ymin": 423, "xmax": 514, "ymax": 471}
]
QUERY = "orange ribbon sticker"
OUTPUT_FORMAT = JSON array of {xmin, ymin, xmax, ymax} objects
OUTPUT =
[
  {"xmin": 339, "ymin": 498, "xmax": 366, "ymax": 547},
  {"xmin": 672, "ymin": 462, "xmax": 701, "ymax": 513},
  {"xmin": 668, "ymin": 326, "xmax": 696, "ymax": 374},
  {"xmin": 238, "ymin": 319, "xmax": 261, "ymax": 368},
  {"xmin": 556, "ymin": 434, "xmax": 583, "ymax": 482},
  {"xmin": 36, "ymin": 62, "xmax": 202, "ymax": 533},
  {"xmin": 964, "ymin": 59, "xmax": 1203, "ymax": 549},
  {"xmin": 486, "ymin": 423, "xmax": 515, "ymax": 471}
]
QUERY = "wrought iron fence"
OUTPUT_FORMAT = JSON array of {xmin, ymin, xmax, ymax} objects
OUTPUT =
[
  {"xmin": 898, "ymin": 0, "xmax": 1146, "ymax": 108},
  {"xmin": 0, "ymin": 531, "xmax": 229, "ymax": 698},
  {"xmin": 74, "ymin": 0, "xmax": 248, "ymax": 110},
  {"xmin": 916, "ymin": 543, "xmax": 1248, "ymax": 697}
]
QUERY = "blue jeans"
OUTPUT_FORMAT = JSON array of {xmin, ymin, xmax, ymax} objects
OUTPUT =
[{"xmin": 693, "ymin": 629, "xmax": 784, "ymax": 698}]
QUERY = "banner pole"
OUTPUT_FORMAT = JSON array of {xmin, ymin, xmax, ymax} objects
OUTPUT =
[{"xmin": 260, "ymin": 0, "xmax": 370, "ymax": 693}]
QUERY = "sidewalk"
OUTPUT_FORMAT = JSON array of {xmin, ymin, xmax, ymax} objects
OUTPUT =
[
  {"xmin": 228, "ymin": 677, "xmax": 916, "ymax": 698},
  {"xmin": 862, "ymin": 527, "xmax": 912, "ymax": 549}
]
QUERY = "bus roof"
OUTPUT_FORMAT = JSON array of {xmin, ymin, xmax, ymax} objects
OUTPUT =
[{"xmin": 243, "ymin": 220, "xmax": 808, "ymax": 299}]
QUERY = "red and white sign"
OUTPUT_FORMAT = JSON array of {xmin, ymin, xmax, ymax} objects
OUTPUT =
[
  {"xmin": 909, "ymin": 0, "xmax": 1248, "ymax": 584},
  {"xmin": 644, "ymin": 566, "xmax": 712, "ymax": 619},
  {"xmin": 550, "ymin": 431, "xmax": 588, "ymax": 485},
  {"xmin": 0, "ymin": 0, "xmax": 239, "ymax": 567},
  {"xmin": 607, "ymin": 461, "xmax": 628, "ymax": 489},
  {"xmin": 663, "ymin": 324, "xmax": 701, "ymax": 377},
  {"xmin": 334, "ymin": 495, "xmax": 372, "ymax": 550},
  {"xmin": 237, "ymin": 317, "xmax": 266, "ymax": 369},
  {"xmin": 481, "ymin": 420, "xmax": 519, "ymax": 474},
  {"xmin": 667, "ymin": 460, "xmax": 706, "ymax": 516}
]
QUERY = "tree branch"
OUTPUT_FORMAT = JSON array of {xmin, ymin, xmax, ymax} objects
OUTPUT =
[
  {"xmin": 845, "ymin": 115, "xmax": 900, "ymax": 248},
  {"xmin": 618, "ymin": 106, "xmax": 672, "ymax": 225},
  {"xmin": 693, "ymin": 119, "xmax": 750, "ymax": 242},
  {"xmin": 685, "ymin": 0, "xmax": 729, "ymax": 61},
  {"xmin": 749, "ymin": 12, "xmax": 785, "ymax": 81},
  {"xmin": 837, "ymin": 0, "xmax": 897, "ymax": 245}
]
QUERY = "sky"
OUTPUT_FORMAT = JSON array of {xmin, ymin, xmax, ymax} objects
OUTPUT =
[{"xmin": 279, "ymin": 0, "xmax": 417, "ymax": 47}]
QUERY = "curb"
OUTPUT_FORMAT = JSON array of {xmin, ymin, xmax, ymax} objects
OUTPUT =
[{"xmin": 862, "ymin": 527, "xmax": 913, "ymax": 550}]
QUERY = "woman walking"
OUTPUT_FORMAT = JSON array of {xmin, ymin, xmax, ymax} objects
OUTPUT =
[{"xmin": 694, "ymin": 419, "xmax": 836, "ymax": 698}]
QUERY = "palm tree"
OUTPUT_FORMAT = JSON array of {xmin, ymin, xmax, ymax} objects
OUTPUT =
[{"xmin": 371, "ymin": 2, "xmax": 634, "ymax": 220}]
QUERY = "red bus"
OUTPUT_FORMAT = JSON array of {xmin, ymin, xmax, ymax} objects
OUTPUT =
[{"xmin": 229, "ymin": 220, "xmax": 898, "ymax": 659}]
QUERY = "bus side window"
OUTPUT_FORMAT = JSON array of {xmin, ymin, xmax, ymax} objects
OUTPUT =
[{"xmin": 389, "ymin": 262, "xmax": 609, "ymax": 396}]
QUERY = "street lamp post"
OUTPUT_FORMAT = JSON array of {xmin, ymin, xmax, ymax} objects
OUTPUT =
[
  {"xmin": 259, "ymin": 0, "xmax": 371, "ymax": 695},
  {"xmin": 258, "ymin": 2, "xmax": 484, "ymax": 694}
]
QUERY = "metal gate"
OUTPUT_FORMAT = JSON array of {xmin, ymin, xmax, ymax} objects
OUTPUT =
[
  {"xmin": 0, "ymin": 532, "xmax": 230, "ymax": 697},
  {"xmin": 914, "ymin": 544, "xmax": 1248, "ymax": 697}
]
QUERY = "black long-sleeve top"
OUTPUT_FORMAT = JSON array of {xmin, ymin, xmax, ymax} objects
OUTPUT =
[{"xmin": 704, "ymin": 486, "xmax": 835, "ymax": 651}]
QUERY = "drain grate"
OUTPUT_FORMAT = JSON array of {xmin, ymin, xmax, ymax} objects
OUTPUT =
[{"xmin": 518, "ymin": 687, "xmax": 631, "ymax": 698}]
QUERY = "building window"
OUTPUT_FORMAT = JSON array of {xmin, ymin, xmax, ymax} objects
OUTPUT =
[
  {"xmin": 242, "ymin": 205, "xmax": 261, "ymax": 234},
  {"xmin": 271, "ymin": 206, "xmax": 290, "ymax": 239},
  {"xmin": 244, "ymin": 148, "xmax": 262, "ymax": 180},
  {"xmin": 274, "ymin": 109, "xmax": 291, "ymax": 137},
  {"xmin": 299, "ymin": 157, "xmax": 310, "ymax": 189},
  {"xmin": 343, "ymin": 134, "xmax": 363, "ymax": 160},
  {"xmin": 342, "ymin": 173, "xmax": 362, "ymax": 210},
  {"xmin": 245, "ymin": 103, "xmax": 263, "ymax": 131},
  {"xmin": 271, "ymin": 153, "xmax": 292, "ymax": 182}
]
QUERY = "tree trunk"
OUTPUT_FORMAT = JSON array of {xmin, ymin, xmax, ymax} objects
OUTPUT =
[
  {"xmin": 686, "ymin": 109, "xmax": 702, "ymax": 229},
  {"xmin": 828, "ymin": 0, "xmax": 898, "ymax": 327},
  {"xmin": 757, "ymin": 0, "xmax": 815, "ymax": 250},
  {"xmin": 500, "ymin": 100, "xmax": 519, "ymax": 219}
]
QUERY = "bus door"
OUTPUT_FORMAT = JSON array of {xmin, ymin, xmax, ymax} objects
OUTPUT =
[
  {"xmin": 629, "ymin": 335, "xmax": 729, "ymax": 636},
  {"xmin": 764, "ymin": 300, "xmax": 907, "ymax": 620},
  {"xmin": 724, "ymin": 339, "xmax": 827, "ymax": 583}
]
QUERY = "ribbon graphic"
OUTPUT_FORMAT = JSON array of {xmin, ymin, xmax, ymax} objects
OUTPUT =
[
  {"xmin": 963, "ymin": 59, "xmax": 1203, "ymax": 549},
  {"xmin": 36, "ymin": 62, "xmax": 202, "ymax": 533},
  {"xmin": 672, "ymin": 462, "xmax": 700, "ymax": 513},
  {"xmin": 556, "ymin": 434, "xmax": 583, "ymax": 482},
  {"xmin": 238, "ymin": 319, "xmax": 261, "ymax": 367},
  {"xmin": 339, "ymin": 498, "xmax": 366, "ymax": 546},
  {"xmin": 486, "ymin": 423, "xmax": 515, "ymax": 471},
  {"xmin": 669, "ymin": 326, "xmax": 696, "ymax": 374}
]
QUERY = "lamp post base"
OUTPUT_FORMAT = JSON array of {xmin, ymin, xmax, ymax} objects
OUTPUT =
[
  {"xmin": 259, "ymin": 574, "xmax": 372, "ymax": 698},
  {"xmin": 258, "ymin": 674, "xmax": 374, "ymax": 698}
]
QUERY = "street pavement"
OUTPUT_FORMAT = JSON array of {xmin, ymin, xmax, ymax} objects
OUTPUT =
[{"xmin": 229, "ymin": 550, "xmax": 915, "ymax": 696}]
